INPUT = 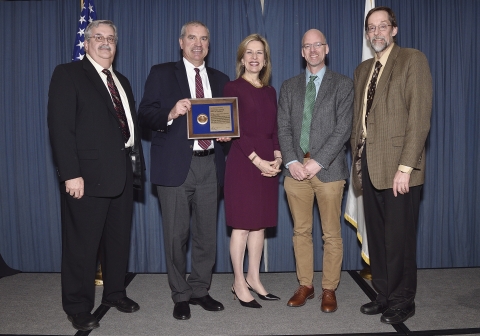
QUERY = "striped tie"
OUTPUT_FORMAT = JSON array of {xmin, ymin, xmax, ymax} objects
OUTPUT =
[
  {"xmin": 195, "ymin": 68, "xmax": 211, "ymax": 150},
  {"xmin": 102, "ymin": 69, "xmax": 130, "ymax": 143}
]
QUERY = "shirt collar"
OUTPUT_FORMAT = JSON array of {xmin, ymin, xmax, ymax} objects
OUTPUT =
[
  {"xmin": 183, "ymin": 57, "xmax": 205, "ymax": 72},
  {"xmin": 86, "ymin": 54, "xmax": 113, "ymax": 74},
  {"xmin": 375, "ymin": 42, "xmax": 395, "ymax": 66},
  {"xmin": 305, "ymin": 66, "xmax": 326, "ymax": 83}
]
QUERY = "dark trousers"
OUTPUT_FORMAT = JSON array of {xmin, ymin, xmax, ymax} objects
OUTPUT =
[
  {"xmin": 361, "ymin": 149, "xmax": 421, "ymax": 309},
  {"xmin": 61, "ymin": 155, "xmax": 133, "ymax": 315},
  {"xmin": 157, "ymin": 154, "xmax": 218, "ymax": 303}
]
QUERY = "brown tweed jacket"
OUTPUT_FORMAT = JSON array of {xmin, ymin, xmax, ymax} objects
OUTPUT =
[{"xmin": 350, "ymin": 44, "xmax": 433, "ymax": 191}]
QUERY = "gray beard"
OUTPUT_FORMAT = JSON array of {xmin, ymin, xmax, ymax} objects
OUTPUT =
[
  {"xmin": 372, "ymin": 42, "xmax": 387, "ymax": 53},
  {"xmin": 369, "ymin": 37, "xmax": 389, "ymax": 53}
]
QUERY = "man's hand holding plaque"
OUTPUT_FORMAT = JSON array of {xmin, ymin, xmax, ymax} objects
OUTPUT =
[{"xmin": 169, "ymin": 98, "xmax": 191, "ymax": 121}]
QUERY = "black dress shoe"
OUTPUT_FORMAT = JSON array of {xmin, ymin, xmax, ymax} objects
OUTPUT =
[
  {"xmin": 102, "ymin": 297, "xmax": 140, "ymax": 313},
  {"xmin": 189, "ymin": 294, "xmax": 224, "ymax": 311},
  {"xmin": 360, "ymin": 301, "xmax": 388, "ymax": 315},
  {"xmin": 67, "ymin": 312, "xmax": 99, "ymax": 331},
  {"xmin": 381, "ymin": 303, "xmax": 415, "ymax": 324},
  {"xmin": 232, "ymin": 286, "xmax": 262, "ymax": 308},
  {"xmin": 245, "ymin": 279, "xmax": 280, "ymax": 301},
  {"xmin": 173, "ymin": 301, "xmax": 191, "ymax": 320}
]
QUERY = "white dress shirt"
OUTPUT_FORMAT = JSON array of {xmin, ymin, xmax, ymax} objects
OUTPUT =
[{"xmin": 86, "ymin": 54, "xmax": 134, "ymax": 148}]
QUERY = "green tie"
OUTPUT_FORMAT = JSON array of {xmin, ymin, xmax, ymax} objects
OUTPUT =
[{"xmin": 300, "ymin": 75, "xmax": 318, "ymax": 154}]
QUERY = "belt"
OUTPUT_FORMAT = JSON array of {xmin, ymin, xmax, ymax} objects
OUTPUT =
[
  {"xmin": 125, "ymin": 146, "xmax": 133, "ymax": 155},
  {"xmin": 304, "ymin": 152, "xmax": 310, "ymax": 158},
  {"xmin": 193, "ymin": 148, "xmax": 215, "ymax": 157}
]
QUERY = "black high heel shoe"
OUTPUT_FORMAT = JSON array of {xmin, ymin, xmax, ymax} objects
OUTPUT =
[
  {"xmin": 231, "ymin": 286, "xmax": 262, "ymax": 308},
  {"xmin": 245, "ymin": 279, "xmax": 281, "ymax": 301}
]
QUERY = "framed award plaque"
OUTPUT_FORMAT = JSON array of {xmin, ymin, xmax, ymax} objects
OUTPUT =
[{"xmin": 187, "ymin": 97, "xmax": 240, "ymax": 139}]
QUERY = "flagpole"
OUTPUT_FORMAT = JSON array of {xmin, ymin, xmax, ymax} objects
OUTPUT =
[
  {"xmin": 344, "ymin": 0, "xmax": 375, "ymax": 270},
  {"xmin": 72, "ymin": 0, "xmax": 101, "ymax": 285}
]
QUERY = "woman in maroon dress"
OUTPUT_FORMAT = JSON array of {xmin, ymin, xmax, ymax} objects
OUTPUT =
[{"xmin": 224, "ymin": 34, "xmax": 282, "ymax": 308}]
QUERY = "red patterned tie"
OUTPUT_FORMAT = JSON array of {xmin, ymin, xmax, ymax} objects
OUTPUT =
[
  {"xmin": 102, "ymin": 69, "xmax": 130, "ymax": 142},
  {"xmin": 195, "ymin": 68, "xmax": 211, "ymax": 150}
]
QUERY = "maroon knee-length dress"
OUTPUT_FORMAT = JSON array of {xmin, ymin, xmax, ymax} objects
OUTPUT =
[{"xmin": 224, "ymin": 77, "xmax": 280, "ymax": 230}]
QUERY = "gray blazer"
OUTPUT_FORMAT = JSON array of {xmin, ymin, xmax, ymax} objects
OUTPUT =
[{"xmin": 277, "ymin": 67, "xmax": 353, "ymax": 183}]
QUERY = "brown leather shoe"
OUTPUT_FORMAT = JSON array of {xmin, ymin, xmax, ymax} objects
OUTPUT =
[
  {"xmin": 287, "ymin": 286, "xmax": 315, "ymax": 307},
  {"xmin": 320, "ymin": 289, "xmax": 337, "ymax": 313}
]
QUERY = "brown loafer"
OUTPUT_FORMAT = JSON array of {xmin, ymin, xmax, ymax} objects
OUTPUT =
[
  {"xmin": 320, "ymin": 288, "xmax": 337, "ymax": 313},
  {"xmin": 287, "ymin": 285, "xmax": 315, "ymax": 307}
]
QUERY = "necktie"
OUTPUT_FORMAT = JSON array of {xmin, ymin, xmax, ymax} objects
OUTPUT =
[
  {"xmin": 365, "ymin": 61, "xmax": 382, "ymax": 128},
  {"xmin": 353, "ymin": 61, "xmax": 382, "ymax": 188},
  {"xmin": 195, "ymin": 68, "xmax": 211, "ymax": 150},
  {"xmin": 102, "ymin": 69, "xmax": 130, "ymax": 143},
  {"xmin": 300, "ymin": 75, "xmax": 317, "ymax": 154}
]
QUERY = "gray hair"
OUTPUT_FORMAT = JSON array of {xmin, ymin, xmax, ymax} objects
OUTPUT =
[
  {"xmin": 179, "ymin": 21, "xmax": 210, "ymax": 40},
  {"xmin": 85, "ymin": 20, "xmax": 118, "ymax": 42}
]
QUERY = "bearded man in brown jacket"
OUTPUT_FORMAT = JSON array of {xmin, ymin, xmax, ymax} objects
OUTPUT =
[{"xmin": 350, "ymin": 6, "xmax": 432, "ymax": 325}]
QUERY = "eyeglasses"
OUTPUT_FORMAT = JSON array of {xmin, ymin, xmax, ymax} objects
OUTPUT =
[
  {"xmin": 367, "ymin": 24, "xmax": 392, "ymax": 33},
  {"xmin": 88, "ymin": 34, "xmax": 117, "ymax": 44},
  {"xmin": 302, "ymin": 42, "xmax": 327, "ymax": 51}
]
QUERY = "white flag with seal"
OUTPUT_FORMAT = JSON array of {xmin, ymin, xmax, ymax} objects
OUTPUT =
[{"xmin": 344, "ymin": 0, "xmax": 375, "ymax": 264}]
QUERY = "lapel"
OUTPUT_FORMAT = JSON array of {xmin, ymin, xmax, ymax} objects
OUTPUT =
[
  {"xmin": 297, "ymin": 73, "xmax": 307, "ymax": 101},
  {"xmin": 82, "ymin": 57, "xmax": 118, "ymax": 119},
  {"xmin": 357, "ymin": 58, "xmax": 374, "ymax": 113},
  {"xmin": 206, "ymin": 67, "xmax": 219, "ymax": 97},
  {"xmin": 115, "ymin": 71, "xmax": 136, "ymax": 119},
  {"xmin": 370, "ymin": 44, "xmax": 400, "ymax": 112},
  {"xmin": 174, "ymin": 60, "xmax": 192, "ymax": 99},
  {"xmin": 292, "ymin": 74, "xmax": 307, "ymax": 133},
  {"xmin": 313, "ymin": 67, "xmax": 331, "ymax": 111}
]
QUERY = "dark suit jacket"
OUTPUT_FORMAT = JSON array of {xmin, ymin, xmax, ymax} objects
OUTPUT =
[
  {"xmin": 138, "ymin": 60, "xmax": 230, "ymax": 187},
  {"xmin": 350, "ymin": 44, "xmax": 432, "ymax": 190},
  {"xmin": 277, "ymin": 67, "xmax": 354, "ymax": 183},
  {"xmin": 48, "ymin": 57, "xmax": 144, "ymax": 197}
]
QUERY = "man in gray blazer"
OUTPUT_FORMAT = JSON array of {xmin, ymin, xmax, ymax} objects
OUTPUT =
[{"xmin": 278, "ymin": 29, "xmax": 353, "ymax": 313}]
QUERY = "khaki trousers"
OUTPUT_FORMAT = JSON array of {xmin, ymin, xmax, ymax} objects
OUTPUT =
[{"xmin": 284, "ymin": 173, "xmax": 344, "ymax": 290}]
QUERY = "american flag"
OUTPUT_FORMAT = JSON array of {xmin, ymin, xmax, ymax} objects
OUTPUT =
[{"xmin": 71, "ymin": 0, "xmax": 97, "ymax": 62}]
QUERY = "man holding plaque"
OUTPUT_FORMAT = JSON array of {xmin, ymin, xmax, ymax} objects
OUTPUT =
[
  {"xmin": 277, "ymin": 29, "xmax": 353, "ymax": 313},
  {"xmin": 138, "ymin": 21, "xmax": 229, "ymax": 320}
]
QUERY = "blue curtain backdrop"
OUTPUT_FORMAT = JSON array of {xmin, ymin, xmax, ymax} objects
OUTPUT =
[{"xmin": 0, "ymin": 0, "xmax": 478, "ymax": 273}]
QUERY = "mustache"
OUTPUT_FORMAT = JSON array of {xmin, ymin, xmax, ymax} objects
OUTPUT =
[
  {"xmin": 371, "ymin": 35, "xmax": 386, "ymax": 42},
  {"xmin": 98, "ymin": 45, "xmax": 111, "ymax": 51}
]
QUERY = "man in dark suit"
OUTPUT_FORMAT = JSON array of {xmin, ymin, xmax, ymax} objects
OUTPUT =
[
  {"xmin": 138, "ymin": 21, "xmax": 229, "ymax": 320},
  {"xmin": 277, "ymin": 29, "xmax": 353, "ymax": 313},
  {"xmin": 48, "ymin": 20, "xmax": 144, "ymax": 331},
  {"xmin": 351, "ymin": 7, "xmax": 432, "ymax": 324}
]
